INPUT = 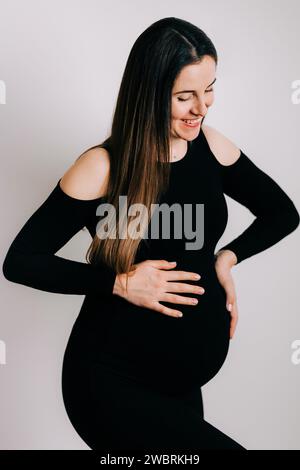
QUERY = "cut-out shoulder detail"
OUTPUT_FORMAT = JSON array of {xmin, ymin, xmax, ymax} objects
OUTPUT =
[
  {"xmin": 59, "ymin": 147, "xmax": 110, "ymax": 201},
  {"xmin": 201, "ymin": 124, "xmax": 241, "ymax": 166},
  {"xmin": 214, "ymin": 149, "xmax": 243, "ymax": 168},
  {"xmin": 57, "ymin": 178, "xmax": 104, "ymax": 203}
]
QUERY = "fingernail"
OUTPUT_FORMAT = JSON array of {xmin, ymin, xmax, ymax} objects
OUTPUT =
[{"xmin": 227, "ymin": 304, "xmax": 232, "ymax": 311}]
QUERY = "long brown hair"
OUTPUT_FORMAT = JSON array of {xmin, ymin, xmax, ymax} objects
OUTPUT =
[{"xmin": 83, "ymin": 17, "xmax": 218, "ymax": 284}]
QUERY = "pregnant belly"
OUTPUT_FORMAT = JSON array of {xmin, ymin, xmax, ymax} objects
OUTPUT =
[{"xmin": 91, "ymin": 265, "xmax": 231, "ymax": 391}]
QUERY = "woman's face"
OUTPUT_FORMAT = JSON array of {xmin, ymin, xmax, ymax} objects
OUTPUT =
[{"xmin": 171, "ymin": 55, "xmax": 216, "ymax": 141}]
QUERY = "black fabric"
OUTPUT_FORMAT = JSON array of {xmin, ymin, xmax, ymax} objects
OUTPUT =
[
  {"xmin": 216, "ymin": 149, "xmax": 300, "ymax": 263},
  {"xmin": 3, "ymin": 127, "xmax": 299, "ymax": 450},
  {"xmin": 62, "ymin": 359, "xmax": 246, "ymax": 451},
  {"xmin": 2, "ymin": 181, "xmax": 117, "ymax": 295}
]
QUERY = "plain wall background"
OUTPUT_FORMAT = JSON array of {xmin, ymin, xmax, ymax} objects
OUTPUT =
[{"xmin": 0, "ymin": 0, "xmax": 299, "ymax": 450}]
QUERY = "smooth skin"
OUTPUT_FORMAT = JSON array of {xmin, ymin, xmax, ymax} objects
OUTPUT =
[{"xmin": 60, "ymin": 55, "xmax": 240, "ymax": 339}]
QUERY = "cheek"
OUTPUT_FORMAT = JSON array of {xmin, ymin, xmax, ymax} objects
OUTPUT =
[
  {"xmin": 206, "ymin": 94, "xmax": 214, "ymax": 106},
  {"xmin": 172, "ymin": 101, "xmax": 188, "ymax": 119}
]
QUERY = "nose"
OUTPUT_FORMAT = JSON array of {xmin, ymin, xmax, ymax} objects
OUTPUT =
[{"xmin": 191, "ymin": 100, "xmax": 208, "ymax": 117}]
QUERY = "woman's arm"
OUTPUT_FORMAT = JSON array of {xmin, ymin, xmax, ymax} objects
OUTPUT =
[
  {"xmin": 216, "ymin": 150, "xmax": 299, "ymax": 264},
  {"xmin": 203, "ymin": 125, "xmax": 300, "ymax": 264},
  {"xmin": 2, "ymin": 149, "xmax": 117, "ymax": 295}
]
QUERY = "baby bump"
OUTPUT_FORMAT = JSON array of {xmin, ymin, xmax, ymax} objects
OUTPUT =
[{"xmin": 100, "ymin": 268, "xmax": 231, "ymax": 389}]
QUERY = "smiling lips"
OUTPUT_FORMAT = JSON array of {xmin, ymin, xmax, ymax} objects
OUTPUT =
[{"xmin": 181, "ymin": 117, "xmax": 202, "ymax": 128}]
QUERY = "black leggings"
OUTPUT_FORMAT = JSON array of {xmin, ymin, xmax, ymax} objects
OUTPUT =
[{"xmin": 62, "ymin": 360, "xmax": 247, "ymax": 451}]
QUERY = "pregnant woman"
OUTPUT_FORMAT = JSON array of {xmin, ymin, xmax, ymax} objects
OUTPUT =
[{"xmin": 3, "ymin": 17, "xmax": 299, "ymax": 451}]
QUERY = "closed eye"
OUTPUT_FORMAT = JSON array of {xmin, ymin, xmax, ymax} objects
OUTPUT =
[{"xmin": 177, "ymin": 88, "xmax": 214, "ymax": 102}]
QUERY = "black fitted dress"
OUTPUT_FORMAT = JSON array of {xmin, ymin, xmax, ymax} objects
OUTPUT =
[{"xmin": 3, "ymin": 127, "xmax": 299, "ymax": 451}]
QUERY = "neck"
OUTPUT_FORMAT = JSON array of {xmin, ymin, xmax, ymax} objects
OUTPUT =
[{"xmin": 170, "ymin": 138, "xmax": 188, "ymax": 161}]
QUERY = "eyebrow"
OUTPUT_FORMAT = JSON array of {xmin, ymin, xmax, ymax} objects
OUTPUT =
[{"xmin": 174, "ymin": 77, "xmax": 217, "ymax": 95}]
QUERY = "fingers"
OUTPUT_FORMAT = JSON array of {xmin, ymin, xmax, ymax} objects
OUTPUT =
[
  {"xmin": 224, "ymin": 285, "xmax": 238, "ymax": 339},
  {"xmin": 147, "ymin": 260, "xmax": 201, "ymax": 281},
  {"xmin": 229, "ymin": 302, "xmax": 239, "ymax": 339},
  {"xmin": 165, "ymin": 282, "xmax": 205, "ymax": 295},
  {"xmin": 162, "ymin": 292, "xmax": 199, "ymax": 306},
  {"xmin": 223, "ymin": 277, "xmax": 236, "ymax": 297},
  {"xmin": 223, "ymin": 280, "xmax": 235, "ymax": 313},
  {"xmin": 164, "ymin": 270, "xmax": 201, "ymax": 281},
  {"xmin": 153, "ymin": 301, "xmax": 183, "ymax": 318},
  {"xmin": 148, "ymin": 259, "xmax": 177, "ymax": 269}
]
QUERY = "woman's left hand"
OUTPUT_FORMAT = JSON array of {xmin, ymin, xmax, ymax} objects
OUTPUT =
[{"xmin": 214, "ymin": 249, "xmax": 238, "ymax": 340}]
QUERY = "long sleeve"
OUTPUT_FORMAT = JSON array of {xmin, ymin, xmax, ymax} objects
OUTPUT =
[
  {"xmin": 216, "ymin": 150, "xmax": 300, "ymax": 264},
  {"xmin": 2, "ymin": 179, "xmax": 117, "ymax": 295}
]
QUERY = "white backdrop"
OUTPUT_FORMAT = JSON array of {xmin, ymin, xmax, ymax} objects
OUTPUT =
[{"xmin": 0, "ymin": 0, "xmax": 299, "ymax": 450}]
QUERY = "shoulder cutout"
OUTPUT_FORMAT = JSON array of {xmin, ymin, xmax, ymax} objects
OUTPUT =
[
  {"xmin": 59, "ymin": 147, "xmax": 111, "ymax": 201},
  {"xmin": 202, "ymin": 124, "xmax": 241, "ymax": 166}
]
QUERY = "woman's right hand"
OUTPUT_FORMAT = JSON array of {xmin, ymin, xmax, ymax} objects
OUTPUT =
[{"xmin": 112, "ymin": 259, "xmax": 205, "ymax": 318}]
